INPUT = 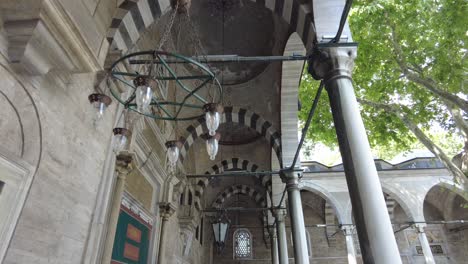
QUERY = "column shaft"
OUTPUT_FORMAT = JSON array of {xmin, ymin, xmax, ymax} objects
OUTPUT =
[
  {"xmin": 157, "ymin": 218, "xmax": 169, "ymax": 263},
  {"xmin": 416, "ymin": 225, "xmax": 435, "ymax": 264},
  {"xmin": 101, "ymin": 173, "xmax": 126, "ymax": 263},
  {"xmin": 309, "ymin": 44, "xmax": 401, "ymax": 264},
  {"xmin": 275, "ymin": 211, "xmax": 289, "ymax": 264},
  {"xmin": 343, "ymin": 227, "xmax": 357, "ymax": 264},
  {"xmin": 270, "ymin": 228, "xmax": 279, "ymax": 264},
  {"xmin": 158, "ymin": 203, "xmax": 175, "ymax": 263},
  {"xmin": 287, "ymin": 185, "xmax": 309, "ymax": 264}
]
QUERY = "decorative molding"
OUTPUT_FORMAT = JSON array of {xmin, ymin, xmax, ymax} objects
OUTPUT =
[
  {"xmin": 122, "ymin": 192, "xmax": 155, "ymax": 227},
  {"xmin": 0, "ymin": 147, "xmax": 35, "ymax": 263},
  {"xmin": 2, "ymin": 0, "xmax": 101, "ymax": 75}
]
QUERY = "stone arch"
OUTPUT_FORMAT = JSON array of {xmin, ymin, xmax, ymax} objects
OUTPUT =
[
  {"xmin": 106, "ymin": 0, "xmax": 315, "ymax": 53},
  {"xmin": 179, "ymin": 106, "xmax": 282, "ymax": 166},
  {"xmin": 193, "ymin": 157, "xmax": 271, "ymax": 210},
  {"xmin": 300, "ymin": 183, "xmax": 347, "ymax": 225},
  {"xmin": 280, "ymin": 32, "xmax": 306, "ymax": 167},
  {"xmin": 423, "ymin": 180, "xmax": 468, "ymax": 221},
  {"xmin": 212, "ymin": 184, "xmax": 266, "ymax": 208},
  {"xmin": 0, "ymin": 59, "xmax": 42, "ymax": 168},
  {"xmin": 428, "ymin": 179, "xmax": 468, "ymax": 202},
  {"xmin": 379, "ymin": 183, "xmax": 421, "ymax": 222},
  {"xmin": 0, "ymin": 58, "xmax": 42, "ymax": 261}
]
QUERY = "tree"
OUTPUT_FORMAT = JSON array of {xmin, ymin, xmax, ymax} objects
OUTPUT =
[{"xmin": 299, "ymin": 0, "xmax": 468, "ymax": 182}]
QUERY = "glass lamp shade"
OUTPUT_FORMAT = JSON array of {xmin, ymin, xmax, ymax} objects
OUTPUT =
[
  {"xmin": 206, "ymin": 137, "xmax": 219, "ymax": 160},
  {"xmin": 133, "ymin": 77, "xmax": 153, "ymax": 113},
  {"xmin": 203, "ymin": 103, "xmax": 221, "ymax": 136},
  {"xmin": 165, "ymin": 141, "xmax": 180, "ymax": 170},
  {"xmin": 112, "ymin": 128, "xmax": 131, "ymax": 153},
  {"xmin": 135, "ymin": 85, "xmax": 153, "ymax": 112},
  {"xmin": 212, "ymin": 218, "xmax": 229, "ymax": 253},
  {"xmin": 94, "ymin": 101, "xmax": 106, "ymax": 120},
  {"xmin": 88, "ymin": 94, "xmax": 111, "ymax": 122},
  {"xmin": 212, "ymin": 221, "xmax": 229, "ymax": 244}
]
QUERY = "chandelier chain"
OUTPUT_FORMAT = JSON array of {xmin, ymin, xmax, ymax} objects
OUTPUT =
[{"xmin": 158, "ymin": 2, "xmax": 179, "ymax": 51}]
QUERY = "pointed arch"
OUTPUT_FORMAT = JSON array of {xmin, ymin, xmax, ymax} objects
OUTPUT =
[
  {"xmin": 212, "ymin": 184, "xmax": 266, "ymax": 208},
  {"xmin": 179, "ymin": 106, "xmax": 282, "ymax": 167},
  {"xmin": 194, "ymin": 158, "xmax": 270, "ymax": 210},
  {"xmin": 105, "ymin": 0, "xmax": 316, "ymax": 53}
]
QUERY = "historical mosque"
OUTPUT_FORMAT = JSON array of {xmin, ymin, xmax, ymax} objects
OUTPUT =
[{"xmin": 0, "ymin": 0, "xmax": 466, "ymax": 264}]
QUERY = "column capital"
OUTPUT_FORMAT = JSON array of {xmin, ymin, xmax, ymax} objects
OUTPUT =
[
  {"xmin": 272, "ymin": 209, "xmax": 288, "ymax": 222},
  {"xmin": 115, "ymin": 152, "xmax": 133, "ymax": 175},
  {"xmin": 307, "ymin": 43, "xmax": 358, "ymax": 82},
  {"xmin": 341, "ymin": 225, "xmax": 356, "ymax": 236},
  {"xmin": 413, "ymin": 223, "xmax": 427, "ymax": 233},
  {"xmin": 159, "ymin": 202, "xmax": 176, "ymax": 220},
  {"xmin": 279, "ymin": 169, "xmax": 302, "ymax": 190}
]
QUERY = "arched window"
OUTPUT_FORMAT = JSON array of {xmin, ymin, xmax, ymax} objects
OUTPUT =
[{"xmin": 234, "ymin": 229, "xmax": 252, "ymax": 259}]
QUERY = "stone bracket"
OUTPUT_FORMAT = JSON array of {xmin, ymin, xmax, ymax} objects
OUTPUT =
[{"xmin": 1, "ymin": 0, "xmax": 102, "ymax": 76}]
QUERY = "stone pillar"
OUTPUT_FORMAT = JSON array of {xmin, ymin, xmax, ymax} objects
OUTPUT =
[
  {"xmin": 270, "ymin": 226, "xmax": 279, "ymax": 264},
  {"xmin": 274, "ymin": 209, "xmax": 289, "ymax": 264},
  {"xmin": 415, "ymin": 224, "xmax": 435, "ymax": 264},
  {"xmin": 342, "ymin": 226, "xmax": 357, "ymax": 264},
  {"xmin": 158, "ymin": 203, "xmax": 176, "ymax": 263},
  {"xmin": 280, "ymin": 170, "xmax": 309, "ymax": 264},
  {"xmin": 101, "ymin": 153, "xmax": 133, "ymax": 264},
  {"xmin": 308, "ymin": 43, "xmax": 402, "ymax": 264}
]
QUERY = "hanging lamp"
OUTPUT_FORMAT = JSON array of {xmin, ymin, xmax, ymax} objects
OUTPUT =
[
  {"xmin": 206, "ymin": 133, "xmax": 221, "ymax": 160},
  {"xmin": 112, "ymin": 127, "xmax": 131, "ymax": 153},
  {"xmin": 88, "ymin": 93, "xmax": 111, "ymax": 122}
]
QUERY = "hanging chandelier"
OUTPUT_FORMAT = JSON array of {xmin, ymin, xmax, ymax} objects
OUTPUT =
[
  {"xmin": 88, "ymin": 0, "xmax": 223, "ymax": 168},
  {"xmin": 108, "ymin": 50, "xmax": 223, "ymax": 121}
]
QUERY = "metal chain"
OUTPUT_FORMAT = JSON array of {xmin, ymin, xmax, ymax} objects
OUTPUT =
[
  {"xmin": 157, "ymin": 2, "xmax": 179, "ymax": 50},
  {"xmin": 186, "ymin": 11, "xmax": 206, "ymax": 57}
]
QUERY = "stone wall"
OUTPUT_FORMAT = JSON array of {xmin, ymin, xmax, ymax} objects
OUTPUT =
[
  {"xmin": 0, "ymin": 67, "xmax": 117, "ymax": 263},
  {"xmin": 0, "ymin": 2, "xmax": 121, "ymax": 262}
]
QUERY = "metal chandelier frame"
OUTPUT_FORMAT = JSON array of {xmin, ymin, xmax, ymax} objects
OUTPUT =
[{"xmin": 109, "ymin": 50, "xmax": 223, "ymax": 121}]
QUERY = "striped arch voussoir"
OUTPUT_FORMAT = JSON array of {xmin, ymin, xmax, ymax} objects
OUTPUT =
[
  {"xmin": 212, "ymin": 185, "xmax": 266, "ymax": 209},
  {"xmin": 106, "ymin": 0, "xmax": 315, "ymax": 56},
  {"xmin": 193, "ymin": 158, "xmax": 272, "ymax": 210},
  {"xmin": 179, "ymin": 107, "xmax": 282, "ymax": 167}
]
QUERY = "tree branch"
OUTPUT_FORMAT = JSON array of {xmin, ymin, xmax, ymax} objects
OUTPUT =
[
  {"xmin": 359, "ymin": 98, "xmax": 467, "ymax": 184},
  {"xmin": 388, "ymin": 24, "xmax": 468, "ymax": 113}
]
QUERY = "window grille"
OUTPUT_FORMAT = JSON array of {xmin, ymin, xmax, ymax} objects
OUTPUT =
[{"xmin": 234, "ymin": 229, "xmax": 252, "ymax": 259}]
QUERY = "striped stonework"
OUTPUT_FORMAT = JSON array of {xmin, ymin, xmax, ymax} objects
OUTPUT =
[
  {"xmin": 106, "ymin": 0, "xmax": 170, "ymax": 51},
  {"xmin": 106, "ymin": 0, "xmax": 316, "ymax": 53},
  {"xmin": 193, "ymin": 158, "xmax": 271, "ymax": 210},
  {"xmin": 212, "ymin": 184, "xmax": 266, "ymax": 208},
  {"xmin": 325, "ymin": 202, "xmax": 337, "ymax": 247},
  {"xmin": 385, "ymin": 193, "xmax": 396, "ymax": 223},
  {"xmin": 179, "ymin": 107, "xmax": 282, "ymax": 167}
]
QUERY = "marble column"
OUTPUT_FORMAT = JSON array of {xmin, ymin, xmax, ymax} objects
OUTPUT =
[
  {"xmin": 101, "ymin": 153, "xmax": 133, "ymax": 264},
  {"xmin": 342, "ymin": 226, "xmax": 357, "ymax": 264},
  {"xmin": 308, "ymin": 43, "xmax": 402, "ymax": 264},
  {"xmin": 270, "ymin": 225, "xmax": 279, "ymax": 264},
  {"xmin": 158, "ymin": 202, "xmax": 176, "ymax": 263},
  {"xmin": 415, "ymin": 224, "xmax": 435, "ymax": 264},
  {"xmin": 274, "ymin": 209, "xmax": 289, "ymax": 264},
  {"xmin": 280, "ymin": 170, "xmax": 309, "ymax": 264}
]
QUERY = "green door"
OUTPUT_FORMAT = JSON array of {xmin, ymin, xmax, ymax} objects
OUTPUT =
[{"xmin": 111, "ymin": 208, "xmax": 151, "ymax": 264}]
